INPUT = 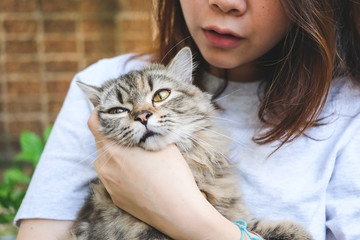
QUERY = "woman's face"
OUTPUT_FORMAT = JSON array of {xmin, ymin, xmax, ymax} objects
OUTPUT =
[{"xmin": 179, "ymin": 0, "xmax": 292, "ymax": 78}]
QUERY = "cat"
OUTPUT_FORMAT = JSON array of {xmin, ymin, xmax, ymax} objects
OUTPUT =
[{"xmin": 68, "ymin": 47, "xmax": 313, "ymax": 240}]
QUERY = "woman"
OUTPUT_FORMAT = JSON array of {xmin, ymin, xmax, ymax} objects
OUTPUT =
[{"xmin": 16, "ymin": 0, "xmax": 360, "ymax": 239}]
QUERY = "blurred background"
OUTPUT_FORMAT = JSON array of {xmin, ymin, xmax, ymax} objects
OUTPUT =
[
  {"xmin": 0, "ymin": 0, "xmax": 154, "ymax": 166},
  {"xmin": 0, "ymin": 1, "xmax": 154, "ymax": 235}
]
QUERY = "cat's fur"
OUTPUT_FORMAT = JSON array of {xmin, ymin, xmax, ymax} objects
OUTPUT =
[{"xmin": 69, "ymin": 47, "xmax": 313, "ymax": 240}]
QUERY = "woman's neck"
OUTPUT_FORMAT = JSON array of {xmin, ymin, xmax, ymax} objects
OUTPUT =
[{"xmin": 208, "ymin": 62, "xmax": 263, "ymax": 83}]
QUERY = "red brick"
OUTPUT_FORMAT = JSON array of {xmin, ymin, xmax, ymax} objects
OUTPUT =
[
  {"xmin": 82, "ymin": 19, "xmax": 115, "ymax": 33},
  {"xmin": 84, "ymin": 39, "xmax": 115, "ymax": 54},
  {"xmin": 117, "ymin": 0, "xmax": 152, "ymax": 11},
  {"xmin": 0, "ymin": 0, "xmax": 156, "ymax": 159},
  {"xmin": 48, "ymin": 95, "xmax": 66, "ymax": 113},
  {"xmin": 7, "ymin": 81, "xmax": 41, "ymax": 95},
  {"xmin": 118, "ymin": 18, "xmax": 151, "ymax": 33},
  {"xmin": 85, "ymin": 54, "xmax": 114, "ymax": 66},
  {"xmin": 44, "ymin": 72, "xmax": 74, "ymax": 83},
  {"xmin": 0, "ymin": 101, "xmax": 4, "ymax": 114},
  {"xmin": 9, "ymin": 120, "xmax": 43, "ymax": 137},
  {"xmin": 7, "ymin": 97, "xmax": 42, "ymax": 113},
  {"xmin": 6, "ymin": 40, "xmax": 37, "ymax": 53},
  {"xmin": 121, "ymin": 38, "xmax": 152, "ymax": 53},
  {"xmin": 45, "ymin": 61, "xmax": 79, "ymax": 72},
  {"xmin": 80, "ymin": 0, "xmax": 117, "ymax": 13},
  {"xmin": 44, "ymin": 19, "xmax": 76, "ymax": 33},
  {"xmin": 0, "ymin": 0, "xmax": 37, "ymax": 12},
  {"xmin": 44, "ymin": 40, "xmax": 77, "ymax": 53},
  {"xmin": 3, "ymin": 19, "xmax": 38, "ymax": 33},
  {"xmin": 40, "ymin": 0, "xmax": 79, "ymax": 12},
  {"xmin": 48, "ymin": 114, "xmax": 58, "ymax": 124},
  {"xmin": 0, "ymin": 121, "xmax": 5, "ymax": 136},
  {"xmin": 6, "ymin": 60, "xmax": 39, "ymax": 73},
  {"xmin": 0, "ymin": 138, "xmax": 10, "ymax": 158},
  {"xmin": 46, "ymin": 80, "xmax": 71, "ymax": 93}
]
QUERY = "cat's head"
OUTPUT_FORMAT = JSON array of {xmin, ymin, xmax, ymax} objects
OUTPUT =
[{"xmin": 77, "ymin": 47, "xmax": 216, "ymax": 151}]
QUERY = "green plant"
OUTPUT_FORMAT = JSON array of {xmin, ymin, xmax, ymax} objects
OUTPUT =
[{"xmin": 0, "ymin": 126, "xmax": 52, "ymax": 224}]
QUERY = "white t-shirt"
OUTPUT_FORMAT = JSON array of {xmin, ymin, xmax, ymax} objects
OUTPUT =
[{"xmin": 15, "ymin": 54, "xmax": 360, "ymax": 240}]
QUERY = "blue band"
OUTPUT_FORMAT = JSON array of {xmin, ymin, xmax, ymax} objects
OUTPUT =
[{"xmin": 234, "ymin": 220, "xmax": 263, "ymax": 240}]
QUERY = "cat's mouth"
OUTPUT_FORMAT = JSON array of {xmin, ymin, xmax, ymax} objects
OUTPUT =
[{"xmin": 139, "ymin": 130, "xmax": 159, "ymax": 143}]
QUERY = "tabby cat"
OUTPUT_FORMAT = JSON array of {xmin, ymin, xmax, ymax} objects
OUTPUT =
[{"xmin": 69, "ymin": 47, "xmax": 313, "ymax": 240}]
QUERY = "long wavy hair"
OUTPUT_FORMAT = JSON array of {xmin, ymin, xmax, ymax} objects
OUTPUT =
[{"xmin": 149, "ymin": 0, "xmax": 360, "ymax": 146}]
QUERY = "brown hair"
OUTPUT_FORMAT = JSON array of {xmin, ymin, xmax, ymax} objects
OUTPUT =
[{"xmin": 150, "ymin": 0, "xmax": 360, "ymax": 146}]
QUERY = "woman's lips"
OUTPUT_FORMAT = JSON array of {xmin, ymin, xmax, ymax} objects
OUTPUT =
[{"xmin": 202, "ymin": 27, "xmax": 244, "ymax": 49}]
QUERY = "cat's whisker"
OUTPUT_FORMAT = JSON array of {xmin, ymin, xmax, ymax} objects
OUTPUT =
[
  {"xmin": 167, "ymin": 115, "xmax": 209, "ymax": 122},
  {"xmin": 94, "ymin": 138, "xmax": 112, "ymax": 145},
  {"xmin": 194, "ymin": 126, "xmax": 256, "ymax": 153},
  {"xmin": 73, "ymin": 137, "xmax": 113, "ymax": 161},
  {"xmin": 205, "ymin": 116, "xmax": 247, "ymax": 125},
  {"xmin": 88, "ymin": 142, "xmax": 113, "ymax": 165},
  {"xmin": 168, "ymin": 116, "xmax": 256, "ymax": 153},
  {"xmin": 166, "ymin": 113, "xmax": 235, "ymax": 124},
  {"xmin": 213, "ymin": 88, "xmax": 246, "ymax": 102},
  {"xmin": 169, "ymin": 115, "xmax": 241, "ymax": 130},
  {"xmin": 92, "ymin": 141, "xmax": 119, "ymax": 172},
  {"xmin": 159, "ymin": 113, "xmax": 252, "ymax": 156},
  {"xmin": 171, "ymin": 133, "xmax": 188, "ymax": 153},
  {"xmin": 171, "ymin": 129, "xmax": 215, "ymax": 158},
  {"xmin": 163, "ymin": 115, "xmax": 238, "ymax": 141},
  {"xmin": 163, "ymin": 115, "xmax": 212, "ymax": 128},
  {"xmin": 166, "ymin": 113, "xmax": 246, "ymax": 127},
  {"xmin": 73, "ymin": 149, "xmax": 100, "ymax": 169},
  {"xmin": 78, "ymin": 138, "xmax": 117, "ymax": 165},
  {"xmin": 171, "ymin": 128, "xmax": 228, "ymax": 162},
  {"xmin": 160, "ymin": 35, "xmax": 193, "ymax": 64}
]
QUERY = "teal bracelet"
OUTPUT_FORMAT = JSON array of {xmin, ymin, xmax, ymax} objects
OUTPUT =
[{"xmin": 234, "ymin": 220, "xmax": 263, "ymax": 240}]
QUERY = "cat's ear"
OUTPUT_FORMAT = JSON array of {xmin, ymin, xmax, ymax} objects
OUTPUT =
[
  {"xmin": 167, "ymin": 47, "xmax": 194, "ymax": 84},
  {"xmin": 76, "ymin": 81, "xmax": 101, "ymax": 107}
]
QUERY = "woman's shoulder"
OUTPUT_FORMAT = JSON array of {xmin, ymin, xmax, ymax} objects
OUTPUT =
[{"xmin": 73, "ymin": 53, "xmax": 149, "ymax": 87}]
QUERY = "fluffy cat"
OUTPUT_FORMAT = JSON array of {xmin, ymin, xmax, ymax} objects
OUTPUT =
[{"xmin": 69, "ymin": 47, "xmax": 313, "ymax": 240}]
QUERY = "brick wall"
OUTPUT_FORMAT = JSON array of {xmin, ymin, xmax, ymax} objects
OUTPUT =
[{"xmin": 0, "ymin": 0, "xmax": 153, "ymax": 164}]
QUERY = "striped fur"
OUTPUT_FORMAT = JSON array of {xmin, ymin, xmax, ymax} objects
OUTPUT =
[{"xmin": 69, "ymin": 48, "xmax": 313, "ymax": 240}]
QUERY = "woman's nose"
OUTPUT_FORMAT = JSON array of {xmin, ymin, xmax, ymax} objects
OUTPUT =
[{"xmin": 209, "ymin": 0, "xmax": 247, "ymax": 16}]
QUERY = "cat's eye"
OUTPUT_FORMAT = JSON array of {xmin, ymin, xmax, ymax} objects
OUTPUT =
[
  {"xmin": 153, "ymin": 89, "xmax": 171, "ymax": 102},
  {"xmin": 108, "ymin": 107, "xmax": 128, "ymax": 114}
]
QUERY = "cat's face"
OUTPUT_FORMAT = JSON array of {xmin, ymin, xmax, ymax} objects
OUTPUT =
[{"xmin": 78, "ymin": 47, "xmax": 215, "ymax": 151}]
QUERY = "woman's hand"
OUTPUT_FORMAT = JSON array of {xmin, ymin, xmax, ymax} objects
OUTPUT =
[{"xmin": 87, "ymin": 109, "xmax": 246, "ymax": 240}]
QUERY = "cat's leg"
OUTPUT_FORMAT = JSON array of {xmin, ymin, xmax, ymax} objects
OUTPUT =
[{"xmin": 247, "ymin": 219, "xmax": 314, "ymax": 240}]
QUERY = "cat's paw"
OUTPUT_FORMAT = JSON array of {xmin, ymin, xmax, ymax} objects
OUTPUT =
[{"xmin": 249, "ymin": 220, "xmax": 314, "ymax": 240}]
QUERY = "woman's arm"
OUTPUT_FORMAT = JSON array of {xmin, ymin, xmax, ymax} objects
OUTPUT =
[
  {"xmin": 17, "ymin": 219, "xmax": 73, "ymax": 240},
  {"xmin": 88, "ymin": 110, "xmax": 254, "ymax": 240}
]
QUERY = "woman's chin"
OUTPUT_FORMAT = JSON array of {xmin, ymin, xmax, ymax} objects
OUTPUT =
[{"xmin": 202, "ymin": 52, "xmax": 245, "ymax": 70}]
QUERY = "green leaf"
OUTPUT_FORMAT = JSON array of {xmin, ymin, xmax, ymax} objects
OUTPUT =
[
  {"xmin": 0, "ymin": 183, "xmax": 12, "ymax": 207},
  {"xmin": 14, "ymin": 131, "xmax": 44, "ymax": 166},
  {"xmin": 3, "ymin": 167, "xmax": 31, "ymax": 186},
  {"xmin": 0, "ymin": 213, "xmax": 16, "ymax": 224},
  {"xmin": 9, "ymin": 190, "xmax": 26, "ymax": 209},
  {"xmin": 1, "ymin": 168, "xmax": 29, "ymax": 212},
  {"xmin": 0, "ymin": 126, "xmax": 52, "ymax": 225}
]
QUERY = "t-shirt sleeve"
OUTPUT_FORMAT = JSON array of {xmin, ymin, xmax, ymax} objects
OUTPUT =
[
  {"xmin": 325, "ymin": 111, "xmax": 360, "ymax": 239},
  {"xmin": 14, "ymin": 54, "xmax": 145, "ymax": 226}
]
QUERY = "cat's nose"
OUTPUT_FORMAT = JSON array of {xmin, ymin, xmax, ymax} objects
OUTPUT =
[{"xmin": 134, "ymin": 110, "xmax": 152, "ymax": 126}]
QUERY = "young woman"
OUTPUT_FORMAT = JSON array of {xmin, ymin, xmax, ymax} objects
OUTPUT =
[{"xmin": 16, "ymin": 0, "xmax": 360, "ymax": 239}]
